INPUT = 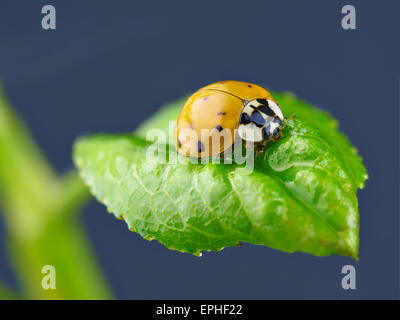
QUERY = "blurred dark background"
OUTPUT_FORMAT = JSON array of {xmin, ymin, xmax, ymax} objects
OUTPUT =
[{"xmin": 0, "ymin": 0, "xmax": 398, "ymax": 299}]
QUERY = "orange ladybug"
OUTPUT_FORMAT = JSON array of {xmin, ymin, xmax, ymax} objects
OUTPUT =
[{"xmin": 175, "ymin": 81, "xmax": 292, "ymax": 158}]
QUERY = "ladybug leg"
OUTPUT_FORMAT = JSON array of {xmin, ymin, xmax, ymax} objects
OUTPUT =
[
  {"xmin": 273, "ymin": 133, "xmax": 282, "ymax": 141},
  {"xmin": 244, "ymin": 140, "xmax": 255, "ymax": 150},
  {"xmin": 256, "ymin": 142, "xmax": 266, "ymax": 156},
  {"xmin": 282, "ymin": 114, "xmax": 296, "ymax": 130}
]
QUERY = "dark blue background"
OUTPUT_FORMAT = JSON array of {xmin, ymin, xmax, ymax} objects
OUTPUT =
[{"xmin": 0, "ymin": 0, "xmax": 398, "ymax": 299}]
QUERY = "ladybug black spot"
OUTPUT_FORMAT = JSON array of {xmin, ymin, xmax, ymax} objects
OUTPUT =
[
  {"xmin": 248, "ymin": 84, "xmax": 252, "ymax": 88},
  {"xmin": 249, "ymin": 110, "xmax": 265, "ymax": 127},
  {"xmin": 257, "ymin": 100, "xmax": 275, "ymax": 117},
  {"xmin": 197, "ymin": 141, "xmax": 204, "ymax": 153},
  {"xmin": 257, "ymin": 98, "xmax": 268, "ymax": 105},
  {"xmin": 240, "ymin": 113, "xmax": 251, "ymax": 125},
  {"xmin": 217, "ymin": 112, "xmax": 226, "ymax": 115},
  {"xmin": 263, "ymin": 125, "xmax": 271, "ymax": 139},
  {"xmin": 216, "ymin": 125, "xmax": 223, "ymax": 132},
  {"xmin": 273, "ymin": 117, "xmax": 282, "ymax": 126}
]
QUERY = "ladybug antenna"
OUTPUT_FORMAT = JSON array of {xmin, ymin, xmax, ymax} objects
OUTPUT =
[{"xmin": 282, "ymin": 114, "xmax": 296, "ymax": 130}]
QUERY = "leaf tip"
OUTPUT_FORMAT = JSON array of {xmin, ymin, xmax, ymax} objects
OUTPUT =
[
  {"xmin": 144, "ymin": 235, "xmax": 155, "ymax": 241},
  {"xmin": 194, "ymin": 251, "xmax": 203, "ymax": 257}
]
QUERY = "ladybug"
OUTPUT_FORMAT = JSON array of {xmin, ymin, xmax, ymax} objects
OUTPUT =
[{"xmin": 175, "ymin": 81, "xmax": 294, "ymax": 158}]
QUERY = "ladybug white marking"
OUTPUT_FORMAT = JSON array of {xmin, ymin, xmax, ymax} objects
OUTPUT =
[{"xmin": 238, "ymin": 99, "xmax": 284, "ymax": 144}]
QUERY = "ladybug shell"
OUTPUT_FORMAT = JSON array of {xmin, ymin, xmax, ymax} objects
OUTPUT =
[{"xmin": 175, "ymin": 81, "xmax": 275, "ymax": 158}]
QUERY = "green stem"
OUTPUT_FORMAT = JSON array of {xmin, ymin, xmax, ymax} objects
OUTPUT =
[
  {"xmin": 9, "ymin": 212, "xmax": 111, "ymax": 299},
  {"xmin": 0, "ymin": 283, "xmax": 18, "ymax": 300},
  {"xmin": 0, "ymin": 84, "xmax": 112, "ymax": 299}
]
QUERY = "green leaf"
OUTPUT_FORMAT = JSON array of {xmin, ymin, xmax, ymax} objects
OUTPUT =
[{"xmin": 73, "ymin": 92, "xmax": 367, "ymax": 259}]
